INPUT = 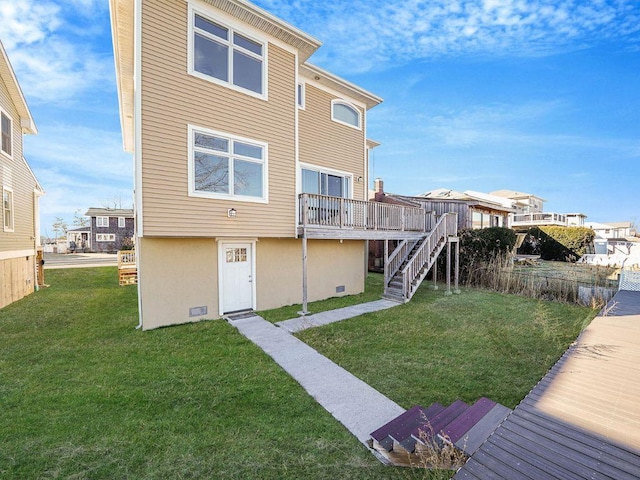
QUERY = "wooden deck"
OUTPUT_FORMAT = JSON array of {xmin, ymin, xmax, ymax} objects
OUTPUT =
[
  {"xmin": 298, "ymin": 193, "xmax": 435, "ymax": 240},
  {"xmin": 454, "ymin": 290, "xmax": 640, "ymax": 479}
]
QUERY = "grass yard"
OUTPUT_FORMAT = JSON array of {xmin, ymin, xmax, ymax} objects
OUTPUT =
[
  {"xmin": 0, "ymin": 268, "xmax": 418, "ymax": 479},
  {"xmin": 0, "ymin": 269, "xmax": 597, "ymax": 479},
  {"xmin": 295, "ymin": 277, "xmax": 597, "ymax": 409}
]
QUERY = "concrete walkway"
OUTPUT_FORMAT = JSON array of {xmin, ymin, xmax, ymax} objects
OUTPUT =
[
  {"xmin": 228, "ymin": 301, "xmax": 404, "ymax": 447},
  {"xmin": 276, "ymin": 299, "xmax": 399, "ymax": 333}
]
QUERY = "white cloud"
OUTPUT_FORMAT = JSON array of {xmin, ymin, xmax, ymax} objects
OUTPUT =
[
  {"xmin": 0, "ymin": 0, "xmax": 61, "ymax": 49},
  {"xmin": 0, "ymin": 0, "xmax": 113, "ymax": 104},
  {"xmin": 256, "ymin": 0, "xmax": 640, "ymax": 73}
]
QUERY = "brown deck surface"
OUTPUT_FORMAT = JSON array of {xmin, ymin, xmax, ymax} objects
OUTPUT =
[{"xmin": 454, "ymin": 290, "xmax": 640, "ymax": 479}]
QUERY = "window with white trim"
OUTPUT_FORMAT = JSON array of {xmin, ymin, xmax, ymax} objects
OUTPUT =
[
  {"xmin": 96, "ymin": 216, "xmax": 109, "ymax": 228},
  {"xmin": 190, "ymin": 126, "xmax": 267, "ymax": 202},
  {"xmin": 301, "ymin": 166, "xmax": 351, "ymax": 198},
  {"xmin": 297, "ymin": 83, "xmax": 305, "ymax": 108},
  {"xmin": 331, "ymin": 100, "xmax": 361, "ymax": 129},
  {"xmin": 3, "ymin": 187, "xmax": 13, "ymax": 231},
  {"xmin": 118, "ymin": 217, "xmax": 126, "ymax": 228},
  {"xmin": 1, "ymin": 110, "xmax": 12, "ymax": 158},
  {"xmin": 191, "ymin": 9, "xmax": 265, "ymax": 96},
  {"xmin": 96, "ymin": 234, "xmax": 116, "ymax": 242}
]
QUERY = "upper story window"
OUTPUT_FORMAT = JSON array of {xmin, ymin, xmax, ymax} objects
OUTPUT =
[
  {"xmin": 3, "ymin": 187, "xmax": 13, "ymax": 231},
  {"xmin": 1, "ymin": 110, "xmax": 12, "ymax": 158},
  {"xmin": 190, "ymin": 8, "xmax": 266, "ymax": 98},
  {"xmin": 189, "ymin": 125, "xmax": 267, "ymax": 203},
  {"xmin": 331, "ymin": 100, "xmax": 361, "ymax": 130},
  {"xmin": 118, "ymin": 217, "xmax": 126, "ymax": 228},
  {"xmin": 96, "ymin": 216, "xmax": 109, "ymax": 228}
]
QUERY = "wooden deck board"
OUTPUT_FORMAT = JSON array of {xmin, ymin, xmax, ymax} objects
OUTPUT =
[{"xmin": 454, "ymin": 290, "xmax": 640, "ymax": 479}]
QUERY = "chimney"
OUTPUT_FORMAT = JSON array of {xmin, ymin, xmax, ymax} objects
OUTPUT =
[{"xmin": 373, "ymin": 178, "xmax": 384, "ymax": 202}]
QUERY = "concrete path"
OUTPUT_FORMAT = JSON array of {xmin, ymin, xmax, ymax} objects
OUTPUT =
[
  {"xmin": 229, "ymin": 301, "xmax": 405, "ymax": 447},
  {"xmin": 276, "ymin": 299, "xmax": 399, "ymax": 333}
]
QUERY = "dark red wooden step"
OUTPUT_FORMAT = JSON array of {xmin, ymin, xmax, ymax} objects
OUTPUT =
[
  {"xmin": 440, "ymin": 397, "xmax": 496, "ymax": 443},
  {"xmin": 371, "ymin": 403, "xmax": 445, "ymax": 452},
  {"xmin": 401, "ymin": 400, "xmax": 469, "ymax": 452}
]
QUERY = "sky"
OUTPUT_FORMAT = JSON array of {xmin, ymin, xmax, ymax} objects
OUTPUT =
[{"xmin": 0, "ymin": 0, "xmax": 639, "ymax": 236}]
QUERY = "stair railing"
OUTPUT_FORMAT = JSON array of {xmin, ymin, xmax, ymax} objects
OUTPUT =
[
  {"xmin": 400, "ymin": 213, "xmax": 457, "ymax": 301},
  {"xmin": 384, "ymin": 239, "xmax": 418, "ymax": 288}
]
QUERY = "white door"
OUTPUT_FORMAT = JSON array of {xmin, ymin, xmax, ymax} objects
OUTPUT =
[{"xmin": 221, "ymin": 243, "xmax": 253, "ymax": 313}]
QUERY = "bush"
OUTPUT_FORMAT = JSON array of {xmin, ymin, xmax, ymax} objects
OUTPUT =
[
  {"xmin": 520, "ymin": 227, "xmax": 594, "ymax": 262},
  {"xmin": 437, "ymin": 227, "xmax": 517, "ymax": 281}
]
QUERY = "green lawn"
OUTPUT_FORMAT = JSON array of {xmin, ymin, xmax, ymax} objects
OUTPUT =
[{"xmin": 0, "ymin": 268, "xmax": 597, "ymax": 479}]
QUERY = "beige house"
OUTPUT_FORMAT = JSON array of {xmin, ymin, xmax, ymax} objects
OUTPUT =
[
  {"xmin": 110, "ymin": 0, "xmax": 457, "ymax": 330},
  {"xmin": 0, "ymin": 40, "xmax": 44, "ymax": 309}
]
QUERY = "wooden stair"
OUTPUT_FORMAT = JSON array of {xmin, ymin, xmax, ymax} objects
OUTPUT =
[
  {"xmin": 369, "ymin": 398, "xmax": 512, "ymax": 467},
  {"xmin": 383, "ymin": 213, "xmax": 455, "ymax": 303}
]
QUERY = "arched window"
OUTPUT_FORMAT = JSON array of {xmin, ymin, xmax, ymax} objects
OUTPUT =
[{"xmin": 331, "ymin": 100, "xmax": 361, "ymax": 129}]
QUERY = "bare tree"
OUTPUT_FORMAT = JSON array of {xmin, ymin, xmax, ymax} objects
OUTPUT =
[
  {"xmin": 72, "ymin": 209, "xmax": 89, "ymax": 228},
  {"xmin": 52, "ymin": 217, "xmax": 68, "ymax": 240}
]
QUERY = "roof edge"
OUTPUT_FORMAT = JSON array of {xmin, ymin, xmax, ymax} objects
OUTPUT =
[{"xmin": 0, "ymin": 40, "xmax": 37, "ymax": 134}]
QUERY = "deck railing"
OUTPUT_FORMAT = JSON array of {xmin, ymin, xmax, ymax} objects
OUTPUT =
[
  {"xmin": 299, "ymin": 193, "xmax": 433, "ymax": 233},
  {"xmin": 510, "ymin": 212, "xmax": 567, "ymax": 227}
]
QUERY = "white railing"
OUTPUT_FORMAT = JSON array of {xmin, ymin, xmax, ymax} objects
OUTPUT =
[
  {"xmin": 299, "ymin": 193, "xmax": 433, "ymax": 233},
  {"xmin": 384, "ymin": 239, "xmax": 417, "ymax": 287},
  {"xmin": 509, "ymin": 212, "xmax": 567, "ymax": 227},
  {"xmin": 400, "ymin": 213, "xmax": 458, "ymax": 301}
]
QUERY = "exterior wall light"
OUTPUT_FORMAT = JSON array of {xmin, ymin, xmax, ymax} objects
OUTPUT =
[{"xmin": 227, "ymin": 208, "xmax": 237, "ymax": 218}]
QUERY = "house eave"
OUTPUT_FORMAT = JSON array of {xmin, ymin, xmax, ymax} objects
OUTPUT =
[
  {"xmin": 109, "ymin": 0, "xmax": 135, "ymax": 153},
  {"xmin": 0, "ymin": 40, "xmax": 37, "ymax": 135},
  {"xmin": 300, "ymin": 63, "xmax": 383, "ymax": 110}
]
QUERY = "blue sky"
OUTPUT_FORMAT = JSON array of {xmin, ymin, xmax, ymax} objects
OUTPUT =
[{"xmin": 1, "ymin": 0, "xmax": 639, "ymax": 235}]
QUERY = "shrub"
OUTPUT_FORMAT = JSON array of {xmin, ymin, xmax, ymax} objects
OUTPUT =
[{"xmin": 520, "ymin": 227, "xmax": 594, "ymax": 262}]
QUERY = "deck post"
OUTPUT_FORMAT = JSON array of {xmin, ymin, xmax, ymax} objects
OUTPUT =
[
  {"xmin": 454, "ymin": 238, "xmax": 460, "ymax": 294},
  {"xmin": 383, "ymin": 239, "xmax": 389, "ymax": 286},
  {"xmin": 445, "ymin": 238, "xmax": 452, "ymax": 296},
  {"xmin": 431, "ymin": 247, "xmax": 439, "ymax": 290},
  {"xmin": 298, "ymin": 233, "xmax": 309, "ymax": 316}
]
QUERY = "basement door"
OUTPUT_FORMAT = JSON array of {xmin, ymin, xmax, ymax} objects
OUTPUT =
[{"xmin": 220, "ymin": 242, "xmax": 254, "ymax": 314}]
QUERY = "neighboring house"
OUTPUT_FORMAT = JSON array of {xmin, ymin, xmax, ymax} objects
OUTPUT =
[
  {"xmin": 368, "ymin": 180, "xmax": 511, "ymax": 271},
  {"xmin": 110, "ymin": 0, "xmax": 458, "ymax": 329},
  {"xmin": 586, "ymin": 221, "xmax": 634, "ymax": 240},
  {"xmin": 417, "ymin": 188, "xmax": 513, "ymax": 229},
  {"xmin": 490, "ymin": 189, "xmax": 587, "ymax": 230},
  {"xmin": 85, "ymin": 208, "xmax": 134, "ymax": 253},
  {"xmin": 0, "ymin": 39, "xmax": 44, "ymax": 309},
  {"xmin": 66, "ymin": 227, "xmax": 91, "ymax": 252},
  {"xmin": 490, "ymin": 189, "xmax": 546, "ymax": 214}
]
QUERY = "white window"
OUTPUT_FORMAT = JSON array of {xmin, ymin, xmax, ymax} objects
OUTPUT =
[
  {"xmin": 301, "ymin": 166, "xmax": 351, "ymax": 199},
  {"xmin": 96, "ymin": 234, "xmax": 116, "ymax": 242},
  {"xmin": 297, "ymin": 83, "xmax": 305, "ymax": 109},
  {"xmin": 331, "ymin": 100, "xmax": 361, "ymax": 129},
  {"xmin": 1, "ymin": 110, "xmax": 12, "ymax": 158},
  {"xmin": 3, "ymin": 187, "xmax": 13, "ymax": 231},
  {"xmin": 96, "ymin": 216, "xmax": 109, "ymax": 228},
  {"xmin": 118, "ymin": 217, "xmax": 126, "ymax": 228},
  {"xmin": 190, "ymin": 7, "xmax": 266, "ymax": 97},
  {"xmin": 189, "ymin": 126, "xmax": 267, "ymax": 202}
]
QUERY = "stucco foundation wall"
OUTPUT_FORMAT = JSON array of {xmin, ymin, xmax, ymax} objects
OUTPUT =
[
  {"xmin": 256, "ymin": 238, "xmax": 366, "ymax": 311},
  {"xmin": 0, "ymin": 253, "xmax": 35, "ymax": 309},
  {"xmin": 137, "ymin": 237, "xmax": 366, "ymax": 329},
  {"xmin": 138, "ymin": 237, "xmax": 218, "ymax": 330}
]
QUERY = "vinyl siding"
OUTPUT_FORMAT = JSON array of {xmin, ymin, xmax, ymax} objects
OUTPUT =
[
  {"xmin": 299, "ymin": 83, "xmax": 366, "ymax": 200},
  {"xmin": 0, "ymin": 73, "xmax": 37, "ymax": 254},
  {"xmin": 140, "ymin": 0, "xmax": 297, "ymax": 238},
  {"xmin": 0, "ymin": 69, "xmax": 37, "ymax": 309}
]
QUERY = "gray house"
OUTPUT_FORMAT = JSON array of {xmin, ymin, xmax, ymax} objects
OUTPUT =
[{"xmin": 85, "ymin": 208, "xmax": 134, "ymax": 253}]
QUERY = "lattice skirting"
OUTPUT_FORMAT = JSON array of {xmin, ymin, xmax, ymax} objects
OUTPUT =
[{"xmin": 619, "ymin": 270, "xmax": 640, "ymax": 292}]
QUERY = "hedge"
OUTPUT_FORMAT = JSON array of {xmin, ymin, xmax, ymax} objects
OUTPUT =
[{"xmin": 519, "ymin": 226, "xmax": 595, "ymax": 261}]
